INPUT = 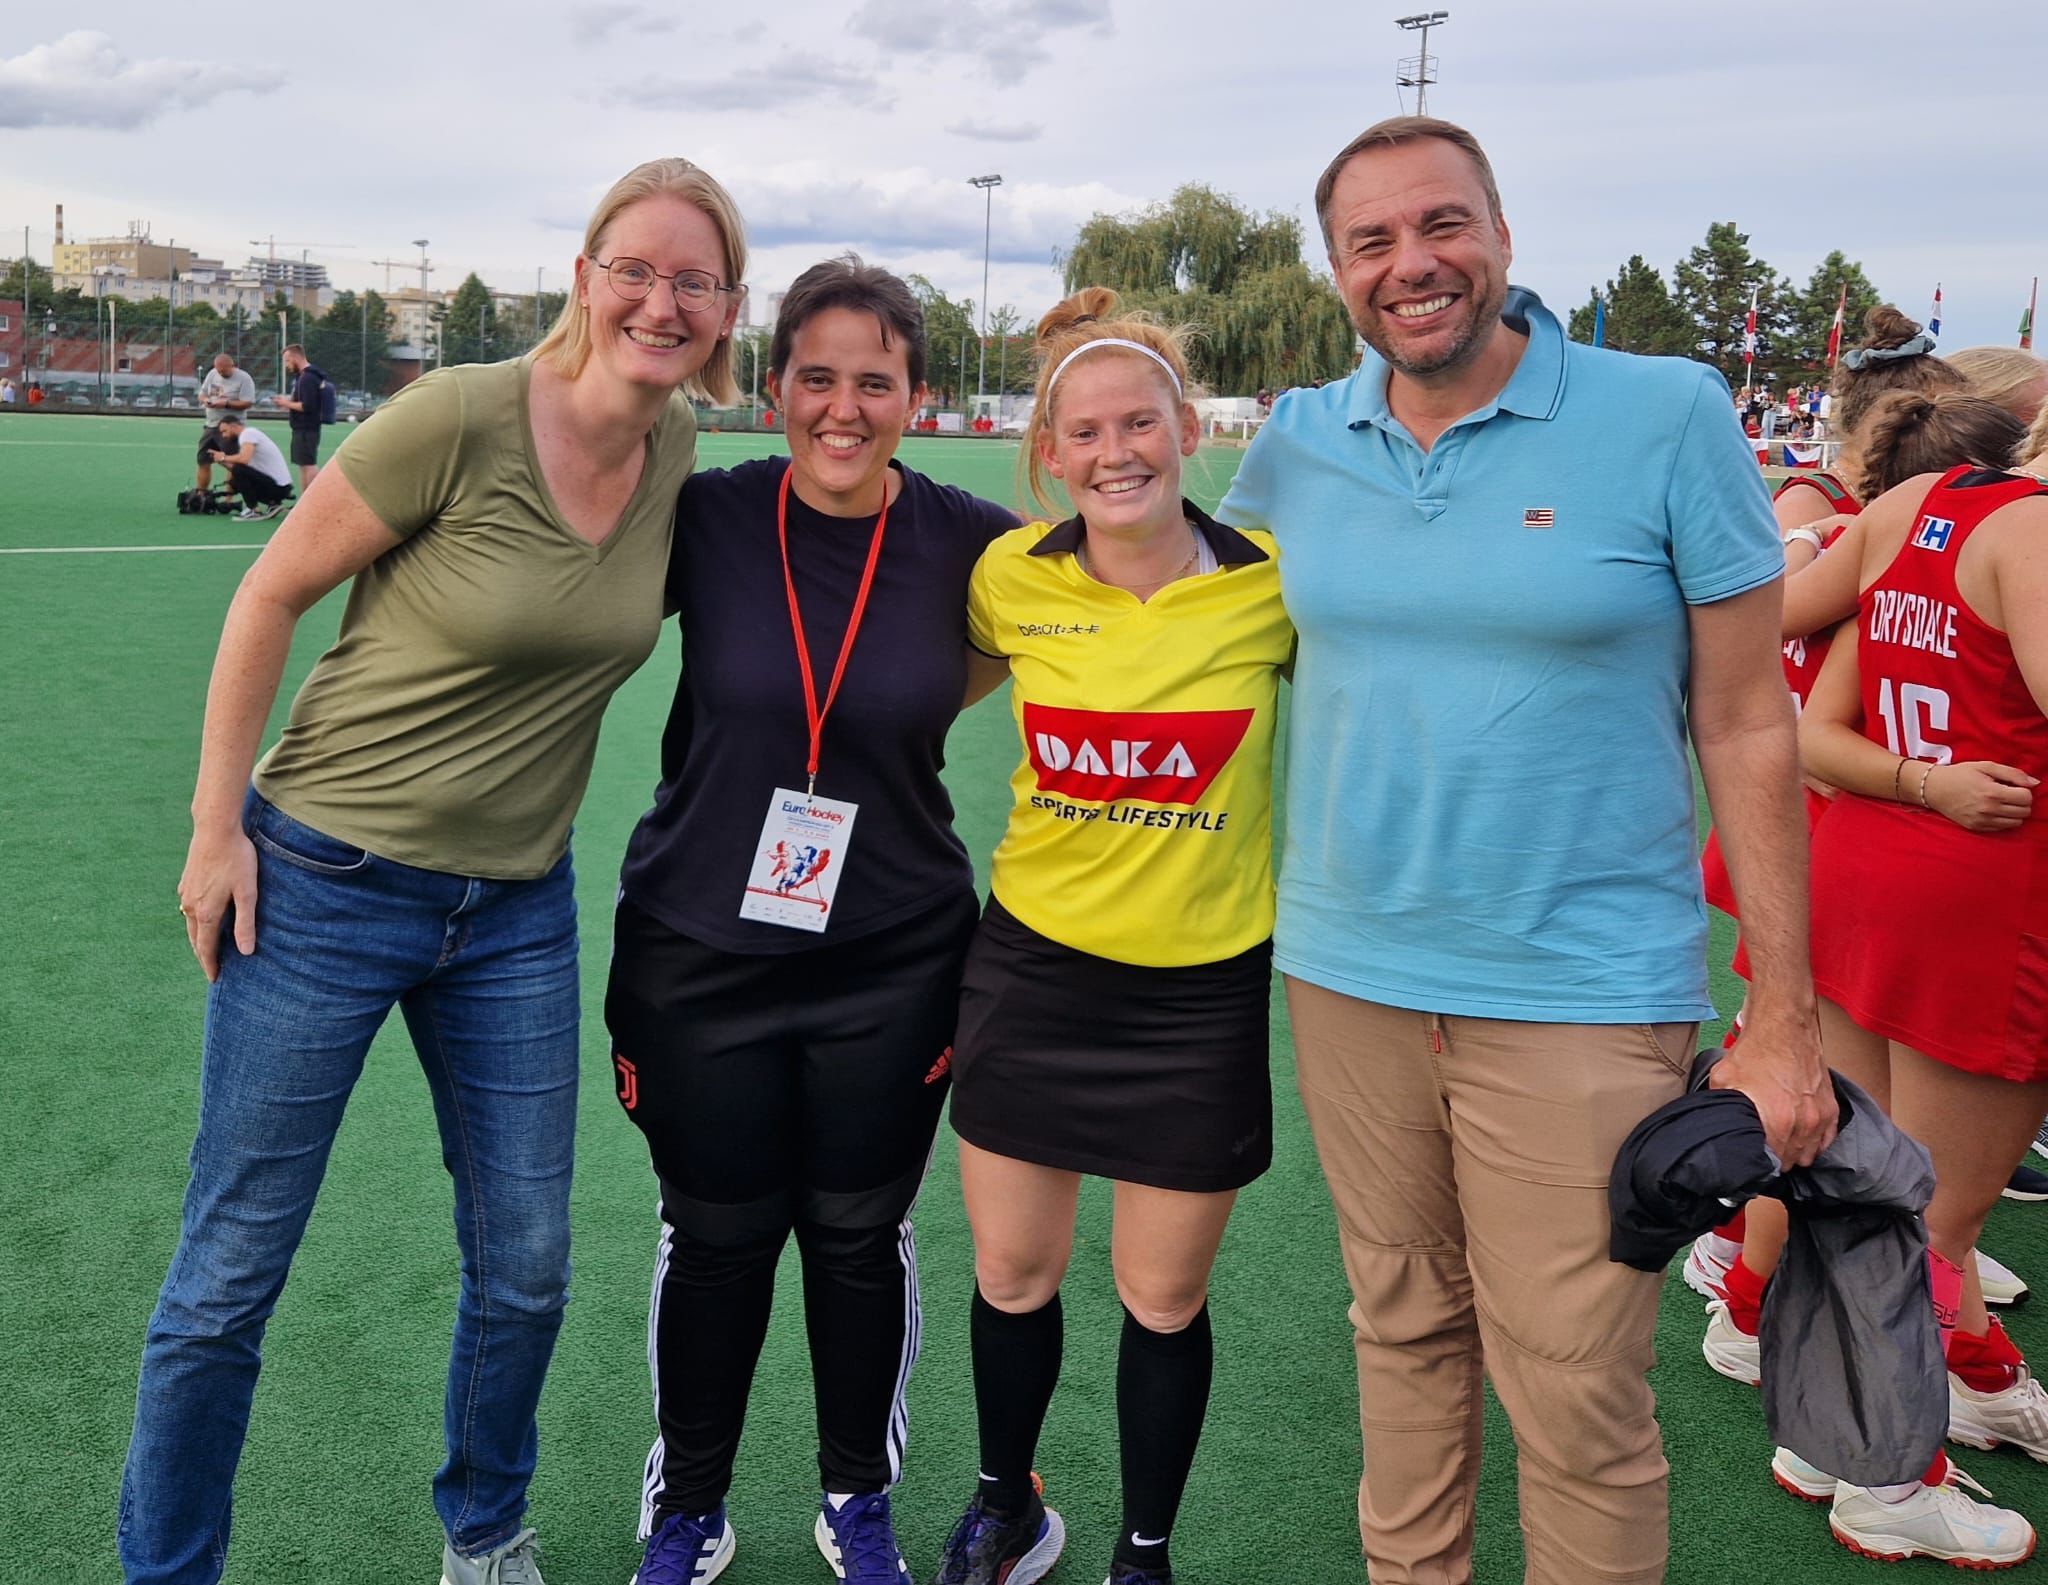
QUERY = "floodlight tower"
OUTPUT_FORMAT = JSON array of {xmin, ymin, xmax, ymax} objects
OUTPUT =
[
  {"xmin": 968, "ymin": 174, "xmax": 1002, "ymax": 409},
  {"xmin": 1395, "ymin": 12, "xmax": 1449, "ymax": 115}
]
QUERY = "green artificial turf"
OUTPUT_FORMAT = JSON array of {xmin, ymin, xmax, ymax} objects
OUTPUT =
[{"xmin": 7, "ymin": 411, "xmax": 2048, "ymax": 1582}]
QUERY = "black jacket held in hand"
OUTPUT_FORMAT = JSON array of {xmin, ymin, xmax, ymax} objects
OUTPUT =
[{"xmin": 1609, "ymin": 1051, "xmax": 1944, "ymax": 1487}]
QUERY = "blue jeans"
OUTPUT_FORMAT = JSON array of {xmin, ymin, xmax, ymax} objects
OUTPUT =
[{"xmin": 118, "ymin": 792, "xmax": 581, "ymax": 1584}]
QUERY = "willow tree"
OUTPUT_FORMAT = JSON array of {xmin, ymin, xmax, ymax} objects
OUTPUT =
[{"xmin": 1060, "ymin": 184, "xmax": 1358, "ymax": 395}]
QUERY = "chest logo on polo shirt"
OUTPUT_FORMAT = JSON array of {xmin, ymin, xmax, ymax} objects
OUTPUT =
[{"xmin": 1022, "ymin": 703, "xmax": 1253, "ymax": 806}]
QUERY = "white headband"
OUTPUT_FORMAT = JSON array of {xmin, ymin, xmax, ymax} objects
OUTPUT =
[{"xmin": 1046, "ymin": 336, "xmax": 1183, "ymax": 396}]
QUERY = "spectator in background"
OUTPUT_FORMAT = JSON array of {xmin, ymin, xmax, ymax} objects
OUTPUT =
[
  {"xmin": 27, "ymin": 379, "xmax": 46, "ymax": 406},
  {"xmin": 273, "ymin": 343, "xmax": 326, "ymax": 490},
  {"xmin": 207, "ymin": 414, "xmax": 293, "ymax": 521},
  {"xmin": 195, "ymin": 353, "xmax": 256, "ymax": 492},
  {"xmin": 0, "ymin": 377, "xmax": 16, "ymax": 404}
]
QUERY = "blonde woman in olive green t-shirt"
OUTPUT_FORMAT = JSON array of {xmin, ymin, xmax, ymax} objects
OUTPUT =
[{"xmin": 124, "ymin": 160, "xmax": 748, "ymax": 1585}]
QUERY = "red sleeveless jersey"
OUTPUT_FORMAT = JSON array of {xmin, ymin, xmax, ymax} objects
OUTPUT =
[
  {"xmin": 1855, "ymin": 467, "xmax": 2048, "ymax": 805},
  {"xmin": 1774, "ymin": 471, "xmax": 1860, "ymax": 707}
]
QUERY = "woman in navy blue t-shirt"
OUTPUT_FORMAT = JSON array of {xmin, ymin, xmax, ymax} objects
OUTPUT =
[{"xmin": 606, "ymin": 256, "xmax": 1016, "ymax": 1585}]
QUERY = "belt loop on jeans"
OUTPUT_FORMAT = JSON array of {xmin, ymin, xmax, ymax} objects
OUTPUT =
[{"xmin": 1426, "ymin": 1012, "xmax": 1445, "ymax": 1057}]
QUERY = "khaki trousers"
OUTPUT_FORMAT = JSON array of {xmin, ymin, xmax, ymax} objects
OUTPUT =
[{"xmin": 1286, "ymin": 977, "xmax": 1696, "ymax": 1585}]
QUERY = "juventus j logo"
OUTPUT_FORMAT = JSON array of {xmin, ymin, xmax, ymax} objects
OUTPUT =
[{"xmin": 613, "ymin": 1053, "xmax": 639, "ymax": 1111}]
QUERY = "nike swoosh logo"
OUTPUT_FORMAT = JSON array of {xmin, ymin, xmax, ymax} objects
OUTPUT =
[{"xmin": 1131, "ymin": 1531, "xmax": 1167, "ymax": 1547}]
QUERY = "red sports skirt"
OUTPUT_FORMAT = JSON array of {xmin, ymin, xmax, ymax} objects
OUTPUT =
[
  {"xmin": 1809, "ymin": 793, "xmax": 2048, "ymax": 1081},
  {"xmin": 1701, "ymin": 788, "xmax": 1833, "ymax": 981}
]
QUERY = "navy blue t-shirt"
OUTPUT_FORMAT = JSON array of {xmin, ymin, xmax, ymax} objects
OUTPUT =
[
  {"xmin": 619, "ymin": 457, "xmax": 1018, "ymax": 954},
  {"xmin": 288, "ymin": 363, "xmax": 324, "ymax": 431}
]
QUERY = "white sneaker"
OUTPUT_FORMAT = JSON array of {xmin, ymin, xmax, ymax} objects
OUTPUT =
[
  {"xmin": 1979, "ymin": 1249, "xmax": 2031, "ymax": 1308},
  {"xmin": 1829, "ymin": 1461, "xmax": 2035, "ymax": 1567},
  {"xmin": 1770, "ymin": 1446, "xmax": 1838, "ymax": 1502},
  {"xmin": 1682, "ymin": 1230, "xmax": 1738, "ymax": 1301},
  {"xmin": 1951, "ymin": 1366, "xmax": 2048, "ymax": 1460},
  {"xmin": 1701, "ymin": 1299, "xmax": 1761, "ymax": 1386}
]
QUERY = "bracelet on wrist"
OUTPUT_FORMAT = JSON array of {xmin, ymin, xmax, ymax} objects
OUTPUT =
[
  {"xmin": 1892, "ymin": 756, "xmax": 1908, "ymax": 802},
  {"xmin": 1917, "ymin": 762, "xmax": 1936, "ymax": 809},
  {"xmin": 1782, "ymin": 526, "xmax": 1826, "ymax": 552}
]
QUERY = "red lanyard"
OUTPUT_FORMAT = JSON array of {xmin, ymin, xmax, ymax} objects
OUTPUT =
[{"xmin": 777, "ymin": 464, "xmax": 889, "ymax": 796}]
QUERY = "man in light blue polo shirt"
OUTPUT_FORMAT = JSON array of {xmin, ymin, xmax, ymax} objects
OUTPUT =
[{"xmin": 1220, "ymin": 116, "xmax": 1834, "ymax": 1585}]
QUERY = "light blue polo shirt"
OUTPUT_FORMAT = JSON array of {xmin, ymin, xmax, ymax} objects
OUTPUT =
[{"xmin": 1219, "ymin": 288, "xmax": 1782, "ymax": 1022}]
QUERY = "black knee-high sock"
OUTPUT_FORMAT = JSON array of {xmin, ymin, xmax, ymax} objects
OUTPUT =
[
  {"xmin": 1114, "ymin": 1302, "xmax": 1213, "ymax": 1575},
  {"xmin": 971, "ymin": 1286, "xmax": 1063, "ymax": 1515}
]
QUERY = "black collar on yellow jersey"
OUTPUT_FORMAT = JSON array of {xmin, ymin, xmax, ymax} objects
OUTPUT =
[{"xmin": 1029, "ymin": 498, "xmax": 1269, "ymax": 566}]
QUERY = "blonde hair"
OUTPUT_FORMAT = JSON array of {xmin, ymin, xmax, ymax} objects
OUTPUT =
[
  {"xmin": 2019, "ymin": 399, "xmax": 2048, "ymax": 473},
  {"xmin": 533, "ymin": 157, "xmax": 747, "ymax": 404},
  {"xmin": 1946, "ymin": 346, "xmax": 2048, "ymax": 423},
  {"xmin": 1019, "ymin": 287, "xmax": 1201, "ymax": 516}
]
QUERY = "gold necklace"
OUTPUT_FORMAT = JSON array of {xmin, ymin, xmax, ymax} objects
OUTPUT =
[{"xmin": 1082, "ymin": 522, "xmax": 1202, "ymax": 592}]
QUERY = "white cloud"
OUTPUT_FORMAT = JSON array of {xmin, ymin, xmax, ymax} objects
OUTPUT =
[
  {"xmin": 570, "ymin": 4, "xmax": 678, "ymax": 43},
  {"xmin": 610, "ymin": 56, "xmax": 891, "ymax": 112},
  {"xmin": 729, "ymin": 161, "xmax": 1138, "ymax": 268},
  {"xmin": 0, "ymin": 31, "xmax": 282, "ymax": 130},
  {"xmin": 946, "ymin": 120, "xmax": 1044, "ymax": 143},
  {"xmin": 846, "ymin": 0, "xmax": 1113, "ymax": 83}
]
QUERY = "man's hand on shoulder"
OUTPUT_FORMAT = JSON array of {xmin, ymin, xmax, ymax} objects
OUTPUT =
[{"xmin": 1706, "ymin": 1001, "xmax": 1836, "ymax": 1167}]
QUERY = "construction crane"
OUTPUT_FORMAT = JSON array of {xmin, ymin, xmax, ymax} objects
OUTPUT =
[
  {"xmin": 369, "ymin": 254, "xmax": 437, "ymax": 295},
  {"xmin": 248, "ymin": 236, "xmax": 353, "ymax": 261}
]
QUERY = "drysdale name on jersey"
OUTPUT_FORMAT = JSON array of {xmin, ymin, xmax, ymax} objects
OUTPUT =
[
  {"xmin": 1023, "ymin": 702, "xmax": 1253, "ymax": 815},
  {"xmin": 1866, "ymin": 588, "xmax": 1959, "ymax": 660}
]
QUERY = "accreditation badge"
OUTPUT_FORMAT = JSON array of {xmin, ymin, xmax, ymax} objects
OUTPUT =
[{"xmin": 739, "ymin": 787, "xmax": 860, "ymax": 933}]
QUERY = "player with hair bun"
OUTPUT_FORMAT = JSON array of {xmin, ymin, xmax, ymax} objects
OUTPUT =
[
  {"xmin": 928, "ymin": 289, "xmax": 1293, "ymax": 1585},
  {"xmin": 1773, "ymin": 419, "xmax": 2048, "ymax": 1566},
  {"xmin": 1690, "ymin": 313, "xmax": 1987, "ymax": 1334}
]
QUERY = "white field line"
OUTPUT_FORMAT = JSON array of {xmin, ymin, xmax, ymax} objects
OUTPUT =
[{"xmin": 0, "ymin": 543, "xmax": 265, "ymax": 554}]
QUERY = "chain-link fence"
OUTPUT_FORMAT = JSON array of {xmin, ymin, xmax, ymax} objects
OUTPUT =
[{"xmin": 3, "ymin": 300, "xmax": 577, "ymax": 418}]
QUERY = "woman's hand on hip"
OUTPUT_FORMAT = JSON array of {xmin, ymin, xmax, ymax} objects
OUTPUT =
[{"xmin": 179, "ymin": 826, "xmax": 259, "ymax": 981}]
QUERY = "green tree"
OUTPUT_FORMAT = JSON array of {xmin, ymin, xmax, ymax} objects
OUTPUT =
[
  {"xmin": 308, "ymin": 289, "xmax": 393, "ymax": 394},
  {"xmin": 1671, "ymin": 221, "xmax": 1785, "ymax": 386},
  {"xmin": 1059, "ymin": 184, "xmax": 1357, "ymax": 394},
  {"xmin": 986, "ymin": 303, "xmax": 1032, "ymax": 396},
  {"xmin": 907, "ymin": 274, "xmax": 976, "ymax": 406},
  {"xmin": 437, "ymin": 273, "xmax": 496, "ymax": 367},
  {"xmin": 1781, "ymin": 251, "xmax": 1884, "ymax": 376},
  {"xmin": 1, "ymin": 256, "xmax": 51, "ymax": 302},
  {"xmin": 1566, "ymin": 255, "xmax": 1691, "ymax": 356}
]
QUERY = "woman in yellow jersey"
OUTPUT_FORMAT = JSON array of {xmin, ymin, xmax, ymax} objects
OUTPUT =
[{"xmin": 929, "ymin": 291, "xmax": 1293, "ymax": 1585}]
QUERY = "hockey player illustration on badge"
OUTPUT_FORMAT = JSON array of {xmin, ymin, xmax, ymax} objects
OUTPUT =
[{"xmin": 773, "ymin": 842, "xmax": 834, "ymax": 898}]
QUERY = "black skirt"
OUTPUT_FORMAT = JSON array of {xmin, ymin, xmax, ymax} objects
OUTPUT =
[{"xmin": 949, "ymin": 894, "xmax": 1273, "ymax": 1193}]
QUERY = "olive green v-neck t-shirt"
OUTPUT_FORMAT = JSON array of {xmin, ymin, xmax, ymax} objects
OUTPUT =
[{"xmin": 254, "ymin": 357, "xmax": 697, "ymax": 878}]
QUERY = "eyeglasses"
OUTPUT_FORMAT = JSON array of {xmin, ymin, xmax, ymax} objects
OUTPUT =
[{"xmin": 592, "ymin": 256, "xmax": 745, "ymax": 315}]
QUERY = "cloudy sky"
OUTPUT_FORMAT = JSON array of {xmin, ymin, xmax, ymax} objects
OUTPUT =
[{"xmin": 2, "ymin": 0, "xmax": 2043, "ymax": 352}]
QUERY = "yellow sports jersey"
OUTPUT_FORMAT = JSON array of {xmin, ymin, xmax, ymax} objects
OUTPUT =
[{"xmin": 968, "ymin": 503, "xmax": 1293, "ymax": 967}]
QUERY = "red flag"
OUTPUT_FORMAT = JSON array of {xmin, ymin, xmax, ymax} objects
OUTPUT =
[{"xmin": 1825, "ymin": 284, "xmax": 1847, "ymax": 367}]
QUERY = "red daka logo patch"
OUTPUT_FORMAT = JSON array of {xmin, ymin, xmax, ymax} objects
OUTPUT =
[{"xmin": 1022, "ymin": 704, "xmax": 1253, "ymax": 806}]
